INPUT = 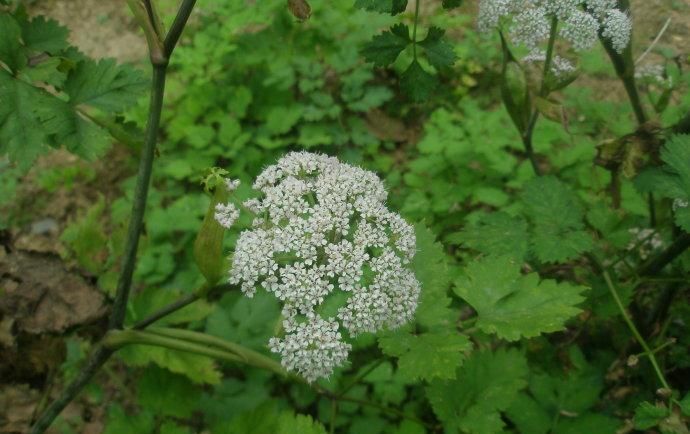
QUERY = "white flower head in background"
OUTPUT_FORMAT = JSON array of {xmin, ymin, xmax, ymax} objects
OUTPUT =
[
  {"xmin": 218, "ymin": 152, "xmax": 420, "ymax": 382},
  {"xmin": 478, "ymin": 0, "xmax": 632, "ymax": 53}
]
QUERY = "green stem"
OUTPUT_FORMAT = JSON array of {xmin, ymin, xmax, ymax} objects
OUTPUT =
[
  {"xmin": 412, "ymin": 0, "xmax": 420, "ymax": 60},
  {"xmin": 146, "ymin": 327, "xmax": 286, "ymax": 376},
  {"xmin": 338, "ymin": 359, "xmax": 384, "ymax": 397},
  {"xmin": 29, "ymin": 2, "xmax": 197, "ymax": 431},
  {"xmin": 603, "ymin": 271, "xmax": 671, "ymax": 390},
  {"xmin": 104, "ymin": 329, "xmax": 245, "ymax": 365},
  {"xmin": 521, "ymin": 17, "xmax": 558, "ymax": 177},
  {"xmin": 540, "ymin": 16, "xmax": 559, "ymax": 96},
  {"xmin": 109, "ymin": 64, "xmax": 167, "ymax": 330}
]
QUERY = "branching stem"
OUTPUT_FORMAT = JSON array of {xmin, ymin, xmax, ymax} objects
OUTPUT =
[{"xmin": 603, "ymin": 271, "xmax": 671, "ymax": 390}]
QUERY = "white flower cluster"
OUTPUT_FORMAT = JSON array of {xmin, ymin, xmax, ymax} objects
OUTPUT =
[
  {"xmin": 635, "ymin": 64, "xmax": 674, "ymax": 89},
  {"xmin": 626, "ymin": 227, "xmax": 664, "ymax": 261},
  {"xmin": 478, "ymin": 0, "xmax": 632, "ymax": 53},
  {"xmin": 217, "ymin": 152, "xmax": 420, "ymax": 382},
  {"xmin": 523, "ymin": 49, "xmax": 576, "ymax": 77}
]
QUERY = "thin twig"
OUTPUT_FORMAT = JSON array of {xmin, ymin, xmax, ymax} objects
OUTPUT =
[
  {"xmin": 603, "ymin": 271, "xmax": 671, "ymax": 390},
  {"xmin": 635, "ymin": 18, "xmax": 672, "ymax": 65}
]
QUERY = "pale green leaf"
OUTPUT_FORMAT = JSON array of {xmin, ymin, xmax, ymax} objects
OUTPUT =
[
  {"xmin": 454, "ymin": 256, "xmax": 588, "ymax": 341},
  {"xmin": 633, "ymin": 401, "xmax": 668, "ymax": 430}
]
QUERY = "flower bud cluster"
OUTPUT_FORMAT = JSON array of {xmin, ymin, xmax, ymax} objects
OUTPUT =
[
  {"xmin": 216, "ymin": 152, "xmax": 420, "ymax": 382},
  {"xmin": 478, "ymin": 0, "xmax": 632, "ymax": 55}
]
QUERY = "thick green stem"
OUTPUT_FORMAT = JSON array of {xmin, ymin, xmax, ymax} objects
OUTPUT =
[
  {"xmin": 520, "ymin": 17, "xmax": 558, "ymax": 177},
  {"xmin": 146, "ymin": 327, "xmax": 286, "ymax": 376},
  {"xmin": 603, "ymin": 271, "xmax": 671, "ymax": 390},
  {"xmin": 104, "ymin": 329, "xmax": 245, "ymax": 364},
  {"xmin": 109, "ymin": 65, "xmax": 167, "ymax": 330}
]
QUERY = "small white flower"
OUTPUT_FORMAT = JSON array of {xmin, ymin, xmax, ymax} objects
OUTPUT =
[
  {"xmin": 477, "ymin": 0, "xmax": 631, "ymax": 55},
  {"xmin": 227, "ymin": 151, "xmax": 420, "ymax": 382},
  {"xmin": 225, "ymin": 178, "xmax": 241, "ymax": 191},
  {"xmin": 214, "ymin": 203, "xmax": 240, "ymax": 229},
  {"xmin": 523, "ymin": 49, "xmax": 576, "ymax": 77},
  {"xmin": 601, "ymin": 9, "xmax": 632, "ymax": 53}
]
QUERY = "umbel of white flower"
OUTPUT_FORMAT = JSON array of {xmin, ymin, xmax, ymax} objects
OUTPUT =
[
  {"xmin": 478, "ymin": 0, "xmax": 632, "ymax": 64},
  {"xmin": 215, "ymin": 152, "xmax": 420, "ymax": 382}
]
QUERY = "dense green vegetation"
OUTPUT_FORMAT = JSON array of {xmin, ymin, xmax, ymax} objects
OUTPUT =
[{"xmin": 1, "ymin": 0, "xmax": 690, "ymax": 433}]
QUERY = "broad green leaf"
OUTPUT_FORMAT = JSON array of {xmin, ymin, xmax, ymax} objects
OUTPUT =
[
  {"xmin": 454, "ymin": 256, "xmax": 588, "ymax": 341},
  {"xmin": 635, "ymin": 135, "xmax": 690, "ymax": 232},
  {"xmin": 419, "ymin": 27, "xmax": 456, "ymax": 69},
  {"xmin": 20, "ymin": 16, "xmax": 70, "ymax": 54},
  {"xmin": 633, "ymin": 401, "xmax": 668, "ymax": 429},
  {"xmin": 137, "ymin": 365, "xmax": 201, "ymax": 418},
  {"xmin": 680, "ymin": 393, "xmax": 690, "ymax": 417},
  {"xmin": 449, "ymin": 212, "xmax": 529, "ymax": 260},
  {"xmin": 103, "ymin": 405, "xmax": 154, "ymax": 434},
  {"xmin": 379, "ymin": 329, "xmax": 470, "ymax": 382},
  {"xmin": 401, "ymin": 60, "xmax": 436, "ymax": 102},
  {"xmin": 426, "ymin": 349, "xmax": 528, "ymax": 434},
  {"xmin": 277, "ymin": 412, "xmax": 328, "ymax": 434},
  {"xmin": 505, "ymin": 394, "xmax": 551, "ymax": 434},
  {"xmin": 412, "ymin": 223, "xmax": 455, "ymax": 327},
  {"xmin": 361, "ymin": 24, "xmax": 410, "ymax": 67},
  {"xmin": 522, "ymin": 176, "xmax": 594, "ymax": 263},
  {"xmin": 0, "ymin": 70, "xmax": 50, "ymax": 168},
  {"xmin": 65, "ymin": 58, "xmax": 148, "ymax": 112},
  {"xmin": 0, "ymin": 13, "xmax": 26, "ymax": 72},
  {"xmin": 160, "ymin": 422, "xmax": 191, "ymax": 434}
]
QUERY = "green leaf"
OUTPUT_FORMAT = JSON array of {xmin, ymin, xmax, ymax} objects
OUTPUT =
[
  {"xmin": 426, "ymin": 349, "xmax": 528, "ymax": 434},
  {"xmin": 103, "ymin": 405, "xmax": 154, "ymax": 434},
  {"xmin": 277, "ymin": 412, "xmax": 328, "ymax": 434},
  {"xmin": 361, "ymin": 24, "xmax": 410, "ymax": 67},
  {"xmin": 20, "ymin": 16, "xmax": 70, "ymax": 54},
  {"xmin": 379, "ymin": 329, "xmax": 470, "ymax": 382},
  {"xmin": 454, "ymin": 256, "xmax": 588, "ymax": 341},
  {"xmin": 522, "ymin": 176, "xmax": 594, "ymax": 263},
  {"xmin": 504, "ymin": 394, "xmax": 551, "ymax": 434},
  {"xmin": 0, "ymin": 13, "xmax": 26, "ymax": 72},
  {"xmin": 633, "ymin": 401, "xmax": 668, "ymax": 430},
  {"xmin": 65, "ymin": 58, "xmax": 148, "ymax": 112},
  {"xmin": 449, "ymin": 212, "xmax": 529, "ymax": 260},
  {"xmin": 60, "ymin": 197, "xmax": 109, "ymax": 274},
  {"xmin": 137, "ymin": 365, "xmax": 201, "ymax": 418},
  {"xmin": 401, "ymin": 59, "xmax": 436, "ymax": 102},
  {"xmin": 118, "ymin": 344, "xmax": 222, "ymax": 385},
  {"xmin": 679, "ymin": 393, "xmax": 690, "ymax": 417},
  {"xmin": 419, "ymin": 27, "xmax": 456, "ymax": 69},
  {"xmin": 0, "ymin": 70, "xmax": 50, "ymax": 168},
  {"xmin": 554, "ymin": 413, "xmax": 620, "ymax": 434},
  {"xmin": 412, "ymin": 223, "xmax": 455, "ymax": 327}
]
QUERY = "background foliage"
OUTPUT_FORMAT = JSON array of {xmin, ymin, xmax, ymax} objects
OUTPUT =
[{"xmin": 1, "ymin": 0, "xmax": 690, "ymax": 433}]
